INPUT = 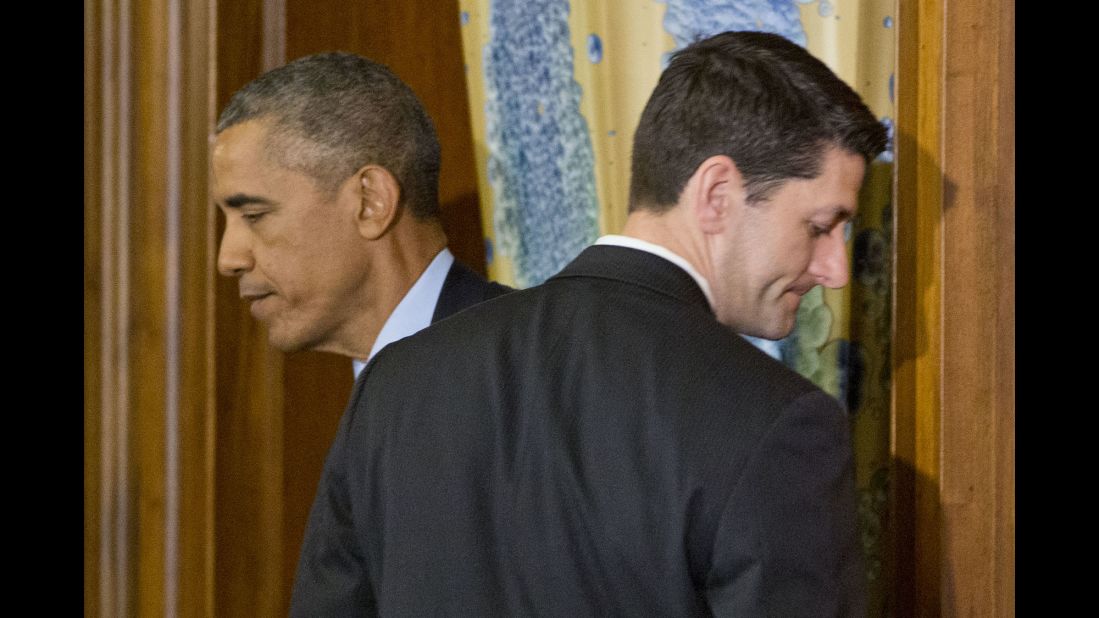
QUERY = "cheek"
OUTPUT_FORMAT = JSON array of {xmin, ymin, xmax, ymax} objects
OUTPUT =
[
  {"xmin": 778, "ymin": 234, "xmax": 814, "ymax": 274},
  {"xmin": 283, "ymin": 255, "xmax": 351, "ymax": 309},
  {"xmin": 255, "ymin": 255, "xmax": 310, "ymax": 304},
  {"xmin": 255, "ymin": 240, "xmax": 320, "ymax": 289}
]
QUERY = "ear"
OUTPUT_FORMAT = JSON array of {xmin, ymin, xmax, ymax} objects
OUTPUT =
[
  {"xmin": 687, "ymin": 155, "xmax": 746, "ymax": 235},
  {"xmin": 353, "ymin": 165, "xmax": 402, "ymax": 240}
]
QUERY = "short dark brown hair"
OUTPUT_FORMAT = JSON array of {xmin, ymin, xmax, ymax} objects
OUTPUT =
[{"xmin": 629, "ymin": 31, "xmax": 887, "ymax": 212}]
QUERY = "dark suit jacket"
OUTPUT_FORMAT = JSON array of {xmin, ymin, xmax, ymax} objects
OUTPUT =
[
  {"xmin": 291, "ymin": 246, "xmax": 865, "ymax": 617},
  {"xmin": 432, "ymin": 258, "xmax": 512, "ymax": 325}
]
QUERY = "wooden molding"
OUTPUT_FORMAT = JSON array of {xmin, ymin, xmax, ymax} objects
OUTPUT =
[
  {"xmin": 84, "ymin": 0, "xmax": 216, "ymax": 614},
  {"xmin": 892, "ymin": 0, "xmax": 1014, "ymax": 615}
]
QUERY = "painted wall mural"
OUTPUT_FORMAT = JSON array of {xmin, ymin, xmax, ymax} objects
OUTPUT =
[{"xmin": 459, "ymin": 1, "xmax": 895, "ymax": 612}]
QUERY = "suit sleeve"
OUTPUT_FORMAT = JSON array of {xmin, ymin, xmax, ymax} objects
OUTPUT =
[
  {"xmin": 289, "ymin": 377, "xmax": 377, "ymax": 617},
  {"xmin": 705, "ymin": 389, "xmax": 866, "ymax": 617}
]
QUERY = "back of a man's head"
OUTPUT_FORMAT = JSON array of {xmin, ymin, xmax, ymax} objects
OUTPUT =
[
  {"xmin": 217, "ymin": 52, "xmax": 442, "ymax": 218},
  {"xmin": 629, "ymin": 31, "xmax": 886, "ymax": 211}
]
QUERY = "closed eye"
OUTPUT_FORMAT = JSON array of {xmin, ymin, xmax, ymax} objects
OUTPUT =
[
  {"xmin": 810, "ymin": 215, "xmax": 855, "ymax": 240},
  {"xmin": 242, "ymin": 212, "xmax": 265, "ymax": 224}
]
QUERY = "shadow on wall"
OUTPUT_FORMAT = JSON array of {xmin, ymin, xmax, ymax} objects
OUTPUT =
[{"xmin": 887, "ymin": 126, "xmax": 958, "ymax": 618}]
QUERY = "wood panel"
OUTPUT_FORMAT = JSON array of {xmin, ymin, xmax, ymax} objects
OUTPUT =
[
  {"xmin": 892, "ymin": 0, "xmax": 943, "ymax": 614},
  {"xmin": 178, "ymin": 0, "xmax": 218, "ymax": 613},
  {"xmin": 88, "ymin": 0, "xmax": 138, "ymax": 613},
  {"xmin": 212, "ymin": 1, "xmax": 289, "ymax": 615},
  {"xmin": 132, "ymin": 0, "xmax": 171, "ymax": 613},
  {"xmin": 892, "ymin": 0, "xmax": 1014, "ymax": 615},
  {"xmin": 994, "ymin": 5, "xmax": 1016, "ymax": 613},
  {"xmin": 280, "ymin": 350, "xmax": 353, "ymax": 602},
  {"xmin": 85, "ymin": 0, "xmax": 216, "ymax": 614},
  {"xmin": 939, "ymin": 0, "xmax": 1014, "ymax": 614}
]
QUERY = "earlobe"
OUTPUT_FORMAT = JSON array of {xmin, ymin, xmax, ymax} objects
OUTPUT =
[
  {"xmin": 355, "ymin": 166, "xmax": 401, "ymax": 240},
  {"xmin": 692, "ymin": 155, "xmax": 744, "ymax": 235}
]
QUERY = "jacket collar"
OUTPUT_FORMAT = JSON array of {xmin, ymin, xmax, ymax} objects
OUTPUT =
[{"xmin": 549, "ymin": 245, "xmax": 714, "ymax": 316}]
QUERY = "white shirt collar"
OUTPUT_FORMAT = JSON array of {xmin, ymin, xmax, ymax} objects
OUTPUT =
[
  {"xmin": 352, "ymin": 247, "xmax": 455, "ymax": 378},
  {"xmin": 594, "ymin": 235, "xmax": 715, "ymax": 308}
]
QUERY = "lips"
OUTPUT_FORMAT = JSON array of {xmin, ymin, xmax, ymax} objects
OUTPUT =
[
  {"xmin": 239, "ymin": 282, "xmax": 274, "ymax": 301},
  {"xmin": 240, "ymin": 288, "xmax": 275, "ymax": 318},
  {"xmin": 241, "ymin": 291, "xmax": 273, "ymax": 301}
]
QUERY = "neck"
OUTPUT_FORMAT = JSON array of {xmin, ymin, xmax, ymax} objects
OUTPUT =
[
  {"xmin": 620, "ymin": 207, "xmax": 716, "ymax": 284},
  {"xmin": 317, "ymin": 216, "xmax": 448, "ymax": 359}
]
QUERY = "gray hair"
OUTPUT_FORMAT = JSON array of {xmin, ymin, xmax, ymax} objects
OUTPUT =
[{"xmin": 217, "ymin": 52, "xmax": 441, "ymax": 218}]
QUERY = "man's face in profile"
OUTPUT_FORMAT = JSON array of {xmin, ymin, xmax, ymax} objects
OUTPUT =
[
  {"xmin": 213, "ymin": 119, "xmax": 366, "ymax": 353},
  {"xmin": 709, "ymin": 147, "xmax": 866, "ymax": 339}
]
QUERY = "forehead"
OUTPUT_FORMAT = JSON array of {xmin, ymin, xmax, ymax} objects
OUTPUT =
[
  {"xmin": 212, "ymin": 119, "xmax": 275, "ymax": 178},
  {"xmin": 772, "ymin": 147, "xmax": 866, "ymax": 215},
  {"xmin": 211, "ymin": 119, "xmax": 324, "ymax": 201},
  {"xmin": 816, "ymin": 147, "xmax": 866, "ymax": 195}
]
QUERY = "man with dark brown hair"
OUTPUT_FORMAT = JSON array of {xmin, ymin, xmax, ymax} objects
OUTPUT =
[{"xmin": 293, "ymin": 32, "xmax": 886, "ymax": 616}]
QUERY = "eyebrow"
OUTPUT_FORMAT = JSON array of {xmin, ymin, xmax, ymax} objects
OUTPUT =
[
  {"xmin": 221, "ymin": 193, "xmax": 278, "ymax": 209},
  {"xmin": 825, "ymin": 206, "xmax": 856, "ymax": 224}
]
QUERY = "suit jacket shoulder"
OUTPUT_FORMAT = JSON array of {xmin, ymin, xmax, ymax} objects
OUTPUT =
[{"xmin": 431, "ymin": 258, "xmax": 512, "ymax": 323}]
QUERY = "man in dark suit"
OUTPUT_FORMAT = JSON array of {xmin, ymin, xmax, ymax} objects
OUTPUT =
[
  {"xmin": 292, "ymin": 32, "xmax": 886, "ymax": 616},
  {"xmin": 213, "ymin": 53, "xmax": 508, "ymax": 376}
]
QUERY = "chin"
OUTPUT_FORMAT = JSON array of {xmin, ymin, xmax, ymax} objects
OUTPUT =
[
  {"xmin": 266, "ymin": 336, "xmax": 303, "ymax": 353},
  {"xmin": 717, "ymin": 305, "xmax": 795, "ymax": 341},
  {"xmin": 769, "ymin": 320, "xmax": 797, "ymax": 341},
  {"xmin": 748, "ymin": 317, "xmax": 796, "ymax": 341},
  {"xmin": 264, "ymin": 325, "xmax": 311, "ymax": 353},
  {"xmin": 755, "ymin": 327, "xmax": 793, "ymax": 341}
]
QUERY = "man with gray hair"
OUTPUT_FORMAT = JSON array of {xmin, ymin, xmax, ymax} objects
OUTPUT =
[{"xmin": 213, "ymin": 52, "xmax": 508, "ymax": 377}]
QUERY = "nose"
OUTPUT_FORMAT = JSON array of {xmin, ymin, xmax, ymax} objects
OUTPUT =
[
  {"xmin": 217, "ymin": 220, "xmax": 254, "ymax": 277},
  {"xmin": 808, "ymin": 229, "xmax": 850, "ymax": 289}
]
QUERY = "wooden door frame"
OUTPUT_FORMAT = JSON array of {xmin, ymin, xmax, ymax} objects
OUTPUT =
[{"xmin": 891, "ymin": 0, "xmax": 1015, "ymax": 615}]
